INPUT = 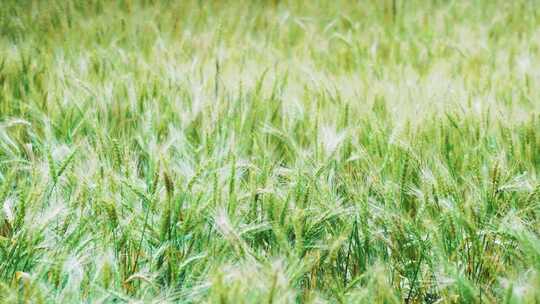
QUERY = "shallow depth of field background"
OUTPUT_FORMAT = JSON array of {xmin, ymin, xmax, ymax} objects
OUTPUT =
[{"xmin": 1, "ymin": 1, "xmax": 540, "ymax": 303}]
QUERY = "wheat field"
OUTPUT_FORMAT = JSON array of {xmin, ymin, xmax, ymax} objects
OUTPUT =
[{"xmin": 1, "ymin": 1, "xmax": 540, "ymax": 303}]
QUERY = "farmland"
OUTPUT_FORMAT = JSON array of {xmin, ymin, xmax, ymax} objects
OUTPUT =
[{"xmin": 1, "ymin": 1, "xmax": 540, "ymax": 302}]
